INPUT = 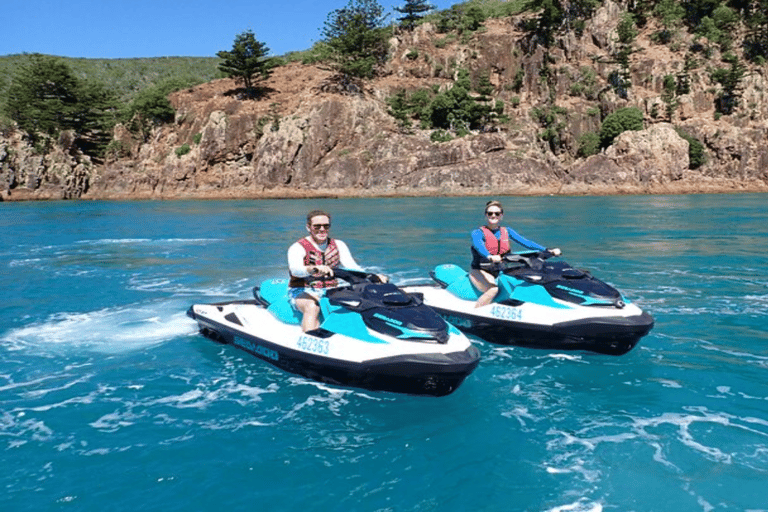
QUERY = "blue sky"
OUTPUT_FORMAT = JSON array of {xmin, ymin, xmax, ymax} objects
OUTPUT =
[{"xmin": 2, "ymin": 0, "xmax": 458, "ymax": 59}]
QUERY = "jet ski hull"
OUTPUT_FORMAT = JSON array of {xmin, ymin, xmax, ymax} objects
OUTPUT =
[
  {"xmin": 420, "ymin": 295, "xmax": 653, "ymax": 355},
  {"xmin": 187, "ymin": 299, "xmax": 480, "ymax": 397}
]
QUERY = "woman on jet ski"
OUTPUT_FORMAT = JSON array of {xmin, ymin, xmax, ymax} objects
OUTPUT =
[
  {"xmin": 469, "ymin": 200, "xmax": 561, "ymax": 308},
  {"xmin": 288, "ymin": 209, "xmax": 387, "ymax": 332}
]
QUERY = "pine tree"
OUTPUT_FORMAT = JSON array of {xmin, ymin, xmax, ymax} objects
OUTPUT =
[
  {"xmin": 321, "ymin": 0, "xmax": 389, "ymax": 79},
  {"xmin": 661, "ymin": 74, "xmax": 678, "ymax": 121},
  {"xmin": 536, "ymin": 0, "xmax": 564, "ymax": 47},
  {"xmin": 744, "ymin": 0, "xmax": 768, "ymax": 62},
  {"xmin": 716, "ymin": 55, "xmax": 747, "ymax": 114},
  {"xmin": 395, "ymin": 0, "xmax": 435, "ymax": 30},
  {"xmin": 5, "ymin": 55, "xmax": 82, "ymax": 139},
  {"xmin": 217, "ymin": 30, "xmax": 274, "ymax": 98},
  {"xmin": 4, "ymin": 54, "xmax": 117, "ymax": 153}
]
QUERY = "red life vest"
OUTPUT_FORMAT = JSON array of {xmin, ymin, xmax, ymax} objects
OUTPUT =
[
  {"xmin": 480, "ymin": 226, "xmax": 511, "ymax": 256},
  {"xmin": 288, "ymin": 238, "xmax": 340, "ymax": 288}
]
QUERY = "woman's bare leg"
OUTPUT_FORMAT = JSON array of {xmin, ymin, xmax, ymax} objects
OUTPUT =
[{"xmin": 469, "ymin": 269, "xmax": 498, "ymax": 308}]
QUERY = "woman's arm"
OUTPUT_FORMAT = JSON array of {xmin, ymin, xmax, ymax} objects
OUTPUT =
[
  {"xmin": 470, "ymin": 228, "xmax": 491, "ymax": 257},
  {"xmin": 505, "ymin": 227, "xmax": 546, "ymax": 252}
]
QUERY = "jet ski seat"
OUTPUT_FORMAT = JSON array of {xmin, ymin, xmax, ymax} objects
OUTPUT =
[
  {"xmin": 256, "ymin": 279, "xmax": 302, "ymax": 325},
  {"xmin": 432, "ymin": 264, "xmax": 482, "ymax": 301}
]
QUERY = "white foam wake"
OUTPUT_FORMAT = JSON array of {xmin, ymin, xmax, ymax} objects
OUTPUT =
[{"xmin": 1, "ymin": 300, "xmax": 198, "ymax": 354}]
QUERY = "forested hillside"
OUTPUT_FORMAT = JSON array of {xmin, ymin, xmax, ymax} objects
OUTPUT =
[{"xmin": 0, "ymin": 55, "xmax": 222, "ymax": 104}]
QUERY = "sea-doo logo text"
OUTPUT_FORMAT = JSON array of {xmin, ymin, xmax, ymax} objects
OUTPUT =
[
  {"xmin": 442, "ymin": 314, "xmax": 473, "ymax": 328},
  {"xmin": 235, "ymin": 336, "xmax": 279, "ymax": 361},
  {"xmin": 556, "ymin": 285, "xmax": 584, "ymax": 296},
  {"xmin": 373, "ymin": 313, "xmax": 402, "ymax": 326}
]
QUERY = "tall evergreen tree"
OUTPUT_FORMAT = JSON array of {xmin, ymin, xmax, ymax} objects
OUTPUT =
[
  {"xmin": 395, "ymin": 0, "xmax": 435, "ymax": 30},
  {"xmin": 714, "ymin": 54, "xmax": 747, "ymax": 114},
  {"xmin": 744, "ymin": 0, "xmax": 768, "ymax": 62},
  {"xmin": 5, "ymin": 54, "xmax": 82, "ymax": 139},
  {"xmin": 536, "ymin": 0, "xmax": 565, "ymax": 47},
  {"xmin": 322, "ymin": 0, "xmax": 389, "ymax": 78},
  {"xmin": 217, "ymin": 30, "xmax": 274, "ymax": 97},
  {"xmin": 4, "ymin": 54, "xmax": 117, "ymax": 153},
  {"xmin": 76, "ymin": 80, "xmax": 119, "ymax": 155}
]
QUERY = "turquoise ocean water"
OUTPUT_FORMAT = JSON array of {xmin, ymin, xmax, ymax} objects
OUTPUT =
[{"xmin": 2, "ymin": 194, "xmax": 767, "ymax": 511}]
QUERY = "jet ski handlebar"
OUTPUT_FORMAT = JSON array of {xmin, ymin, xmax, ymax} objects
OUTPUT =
[
  {"xmin": 480, "ymin": 250, "xmax": 556, "ymax": 272},
  {"xmin": 326, "ymin": 269, "xmax": 421, "ymax": 311},
  {"xmin": 332, "ymin": 268, "xmax": 385, "ymax": 285}
]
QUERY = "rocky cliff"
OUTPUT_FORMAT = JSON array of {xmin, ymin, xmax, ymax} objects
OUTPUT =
[{"xmin": 2, "ymin": 1, "xmax": 767, "ymax": 201}]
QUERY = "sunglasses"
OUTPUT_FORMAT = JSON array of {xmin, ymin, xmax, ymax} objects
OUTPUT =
[
  {"xmin": 485, "ymin": 211, "xmax": 503, "ymax": 217},
  {"xmin": 311, "ymin": 223, "xmax": 331, "ymax": 230}
]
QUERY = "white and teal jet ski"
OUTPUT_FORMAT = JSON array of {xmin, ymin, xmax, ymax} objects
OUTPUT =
[
  {"xmin": 187, "ymin": 269, "xmax": 480, "ymax": 396},
  {"xmin": 403, "ymin": 251, "xmax": 654, "ymax": 355}
]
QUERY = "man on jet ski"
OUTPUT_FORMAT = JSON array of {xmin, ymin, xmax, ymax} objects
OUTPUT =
[
  {"xmin": 288, "ymin": 210, "xmax": 388, "ymax": 332},
  {"xmin": 469, "ymin": 200, "xmax": 561, "ymax": 308}
]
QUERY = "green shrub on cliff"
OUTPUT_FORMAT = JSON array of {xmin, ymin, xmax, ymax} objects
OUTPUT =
[
  {"xmin": 675, "ymin": 127, "xmax": 707, "ymax": 169},
  {"xmin": 387, "ymin": 89, "xmax": 414, "ymax": 129},
  {"xmin": 430, "ymin": 129, "xmax": 453, "ymax": 142},
  {"xmin": 599, "ymin": 107, "xmax": 644, "ymax": 148},
  {"xmin": 0, "ymin": 113, "xmax": 14, "ymax": 136},
  {"xmin": 531, "ymin": 104, "xmax": 568, "ymax": 153},
  {"xmin": 386, "ymin": 68, "xmax": 502, "ymax": 137},
  {"xmin": 122, "ymin": 77, "xmax": 199, "ymax": 139},
  {"xmin": 125, "ymin": 86, "xmax": 174, "ymax": 126},
  {"xmin": 577, "ymin": 132, "xmax": 600, "ymax": 157},
  {"xmin": 105, "ymin": 139, "xmax": 130, "ymax": 159}
]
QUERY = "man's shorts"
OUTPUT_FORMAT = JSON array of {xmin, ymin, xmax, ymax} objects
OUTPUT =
[{"xmin": 288, "ymin": 287, "xmax": 326, "ymax": 309}]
